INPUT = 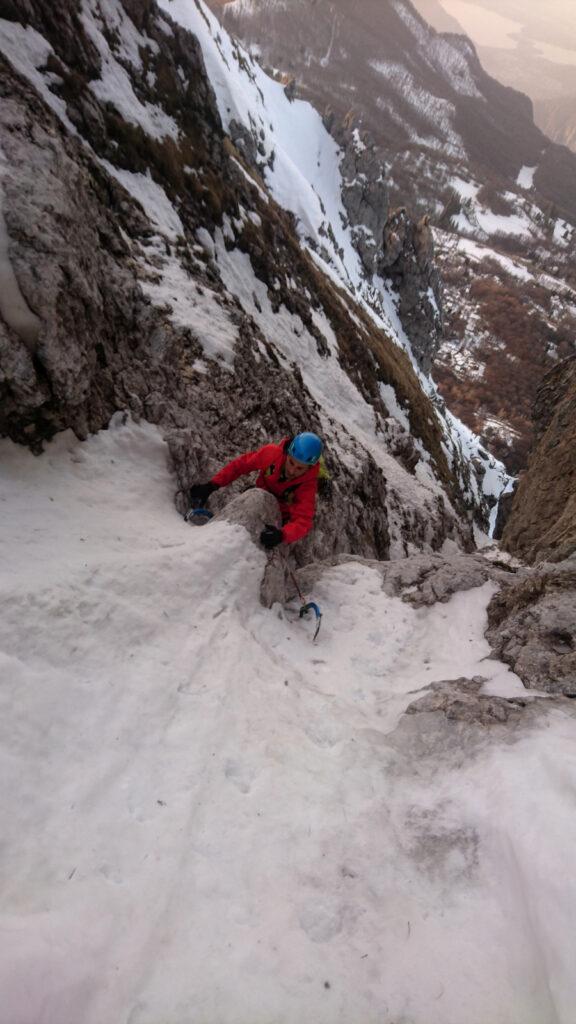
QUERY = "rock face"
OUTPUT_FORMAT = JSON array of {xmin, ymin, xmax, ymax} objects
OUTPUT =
[
  {"xmin": 405, "ymin": 676, "xmax": 534, "ymax": 725},
  {"xmin": 502, "ymin": 356, "xmax": 576, "ymax": 563},
  {"xmin": 328, "ymin": 120, "xmax": 442, "ymax": 371},
  {"xmin": 335, "ymin": 119, "xmax": 389, "ymax": 276},
  {"xmin": 487, "ymin": 557, "xmax": 576, "ymax": 697},
  {"xmin": 378, "ymin": 209, "xmax": 442, "ymax": 373}
]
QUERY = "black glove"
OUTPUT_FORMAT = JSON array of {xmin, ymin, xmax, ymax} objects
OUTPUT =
[
  {"xmin": 260, "ymin": 524, "xmax": 283, "ymax": 550},
  {"xmin": 188, "ymin": 481, "xmax": 219, "ymax": 507}
]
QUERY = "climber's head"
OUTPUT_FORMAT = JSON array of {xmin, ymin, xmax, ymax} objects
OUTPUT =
[{"xmin": 285, "ymin": 432, "xmax": 323, "ymax": 479}]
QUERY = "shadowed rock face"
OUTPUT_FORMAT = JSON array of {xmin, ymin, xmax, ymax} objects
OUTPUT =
[
  {"xmin": 502, "ymin": 355, "xmax": 576, "ymax": 564},
  {"xmin": 487, "ymin": 351, "xmax": 576, "ymax": 698}
]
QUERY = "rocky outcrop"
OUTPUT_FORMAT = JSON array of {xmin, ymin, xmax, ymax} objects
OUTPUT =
[
  {"xmin": 492, "ymin": 482, "xmax": 517, "ymax": 541},
  {"xmin": 487, "ymin": 557, "xmax": 576, "ymax": 697},
  {"xmin": 297, "ymin": 549, "xmax": 518, "ymax": 606},
  {"xmin": 405, "ymin": 676, "xmax": 536, "ymax": 725},
  {"xmin": 334, "ymin": 120, "xmax": 443, "ymax": 372},
  {"xmin": 502, "ymin": 356, "xmax": 576, "ymax": 563},
  {"xmin": 378, "ymin": 208, "xmax": 443, "ymax": 373},
  {"xmin": 336, "ymin": 119, "xmax": 389, "ymax": 276}
]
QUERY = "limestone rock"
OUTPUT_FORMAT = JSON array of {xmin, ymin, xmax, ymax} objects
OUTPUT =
[
  {"xmin": 405, "ymin": 677, "xmax": 534, "ymax": 725},
  {"xmin": 487, "ymin": 557, "xmax": 576, "ymax": 696},
  {"xmin": 319, "ymin": 550, "xmax": 518, "ymax": 606},
  {"xmin": 213, "ymin": 487, "xmax": 280, "ymax": 546},
  {"xmin": 378, "ymin": 208, "xmax": 443, "ymax": 374}
]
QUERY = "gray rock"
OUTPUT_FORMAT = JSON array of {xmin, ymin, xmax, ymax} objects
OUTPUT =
[
  {"xmin": 405, "ymin": 676, "xmax": 533, "ymax": 725},
  {"xmin": 487, "ymin": 557, "xmax": 576, "ymax": 695},
  {"xmin": 377, "ymin": 209, "xmax": 443, "ymax": 374},
  {"xmin": 298, "ymin": 550, "xmax": 519, "ymax": 606},
  {"xmin": 213, "ymin": 487, "xmax": 279, "ymax": 544}
]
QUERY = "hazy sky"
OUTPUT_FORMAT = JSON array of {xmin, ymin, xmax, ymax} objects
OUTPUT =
[{"xmin": 438, "ymin": 0, "xmax": 576, "ymax": 63}]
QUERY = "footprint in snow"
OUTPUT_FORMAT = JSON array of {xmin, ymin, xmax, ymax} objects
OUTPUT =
[
  {"xmin": 224, "ymin": 758, "xmax": 256, "ymax": 794},
  {"xmin": 299, "ymin": 903, "xmax": 344, "ymax": 943},
  {"xmin": 303, "ymin": 719, "xmax": 344, "ymax": 749}
]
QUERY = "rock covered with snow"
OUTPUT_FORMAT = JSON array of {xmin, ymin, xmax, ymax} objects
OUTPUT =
[
  {"xmin": 404, "ymin": 676, "xmax": 537, "ymax": 726},
  {"xmin": 208, "ymin": 0, "xmax": 576, "ymax": 486},
  {"xmin": 209, "ymin": 0, "xmax": 576, "ymax": 226},
  {"xmin": 298, "ymin": 548, "xmax": 518, "ymax": 610},
  {"xmin": 336, "ymin": 118, "xmax": 389, "ymax": 275},
  {"xmin": 487, "ymin": 556, "xmax": 576, "ymax": 697}
]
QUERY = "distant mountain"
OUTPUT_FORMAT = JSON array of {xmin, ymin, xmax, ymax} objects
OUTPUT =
[
  {"xmin": 208, "ymin": 0, "xmax": 576, "ymax": 223},
  {"xmin": 534, "ymin": 95, "xmax": 576, "ymax": 154},
  {"xmin": 205, "ymin": 0, "xmax": 576, "ymax": 472},
  {"xmin": 411, "ymin": 0, "xmax": 576, "ymax": 154},
  {"xmin": 410, "ymin": 0, "xmax": 463, "ymax": 35}
]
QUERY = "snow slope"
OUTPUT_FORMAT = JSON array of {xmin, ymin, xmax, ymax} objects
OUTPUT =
[{"xmin": 1, "ymin": 419, "xmax": 575, "ymax": 1024}]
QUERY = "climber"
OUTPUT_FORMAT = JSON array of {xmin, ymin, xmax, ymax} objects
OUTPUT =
[{"xmin": 188, "ymin": 432, "xmax": 323, "ymax": 550}]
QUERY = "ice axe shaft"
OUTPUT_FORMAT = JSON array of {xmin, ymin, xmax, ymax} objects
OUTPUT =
[{"xmin": 279, "ymin": 551, "xmax": 322, "ymax": 640}]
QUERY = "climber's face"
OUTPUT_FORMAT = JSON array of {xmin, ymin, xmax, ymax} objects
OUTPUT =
[{"xmin": 285, "ymin": 454, "xmax": 309, "ymax": 479}]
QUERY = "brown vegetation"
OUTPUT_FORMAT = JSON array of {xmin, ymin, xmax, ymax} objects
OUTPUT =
[{"xmin": 435, "ymin": 272, "xmax": 576, "ymax": 474}]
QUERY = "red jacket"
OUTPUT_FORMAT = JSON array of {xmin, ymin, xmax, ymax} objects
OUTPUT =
[{"xmin": 211, "ymin": 438, "xmax": 319, "ymax": 544}]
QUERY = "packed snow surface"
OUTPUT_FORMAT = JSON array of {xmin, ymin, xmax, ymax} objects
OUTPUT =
[{"xmin": 1, "ymin": 419, "xmax": 576, "ymax": 1024}]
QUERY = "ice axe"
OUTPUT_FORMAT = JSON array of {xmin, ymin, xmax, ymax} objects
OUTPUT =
[{"xmin": 279, "ymin": 551, "xmax": 322, "ymax": 641}]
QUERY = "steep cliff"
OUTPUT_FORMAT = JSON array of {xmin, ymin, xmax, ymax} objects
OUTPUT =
[
  {"xmin": 502, "ymin": 355, "xmax": 576, "ymax": 564},
  {"xmin": 0, "ymin": 0, "xmax": 507, "ymax": 561}
]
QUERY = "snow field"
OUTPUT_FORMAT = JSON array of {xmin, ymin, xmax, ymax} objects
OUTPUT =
[{"xmin": 1, "ymin": 419, "xmax": 576, "ymax": 1023}]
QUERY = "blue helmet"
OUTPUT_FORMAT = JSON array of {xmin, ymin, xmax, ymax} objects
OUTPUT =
[{"xmin": 288, "ymin": 432, "xmax": 323, "ymax": 466}]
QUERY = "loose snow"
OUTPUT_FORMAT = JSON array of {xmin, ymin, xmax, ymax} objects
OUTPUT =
[{"xmin": 1, "ymin": 418, "xmax": 576, "ymax": 1024}]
